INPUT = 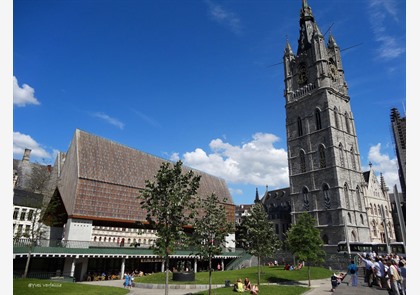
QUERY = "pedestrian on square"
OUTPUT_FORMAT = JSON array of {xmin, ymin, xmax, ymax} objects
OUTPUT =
[
  {"xmin": 347, "ymin": 259, "xmax": 358, "ymax": 287},
  {"xmin": 358, "ymin": 253, "xmax": 374, "ymax": 287}
]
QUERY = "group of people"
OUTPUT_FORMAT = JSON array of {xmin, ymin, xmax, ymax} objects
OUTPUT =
[
  {"xmin": 123, "ymin": 271, "xmax": 135, "ymax": 289},
  {"xmin": 357, "ymin": 252, "xmax": 406, "ymax": 295},
  {"xmin": 330, "ymin": 252, "xmax": 407, "ymax": 295},
  {"xmin": 233, "ymin": 278, "xmax": 259, "ymax": 294}
]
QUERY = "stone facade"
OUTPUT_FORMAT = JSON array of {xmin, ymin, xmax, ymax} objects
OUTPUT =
[{"xmin": 260, "ymin": 0, "xmax": 396, "ymax": 246}]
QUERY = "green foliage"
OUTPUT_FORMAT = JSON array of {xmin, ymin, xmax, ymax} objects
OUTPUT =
[
  {"xmin": 190, "ymin": 193, "xmax": 235, "ymax": 294},
  {"xmin": 191, "ymin": 193, "xmax": 234, "ymax": 262},
  {"xmin": 139, "ymin": 160, "xmax": 200, "ymax": 256},
  {"xmin": 285, "ymin": 212, "xmax": 325, "ymax": 265},
  {"xmin": 238, "ymin": 202, "xmax": 281, "ymax": 285},
  {"xmin": 13, "ymin": 279, "xmax": 128, "ymax": 295},
  {"xmin": 138, "ymin": 160, "xmax": 201, "ymax": 294}
]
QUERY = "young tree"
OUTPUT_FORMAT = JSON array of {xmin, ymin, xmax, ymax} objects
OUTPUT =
[
  {"xmin": 284, "ymin": 212, "xmax": 326, "ymax": 287},
  {"xmin": 190, "ymin": 193, "xmax": 234, "ymax": 295},
  {"xmin": 138, "ymin": 160, "xmax": 200, "ymax": 295},
  {"xmin": 239, "ymin": 202, "xmax": 281, "ymax": 285}
]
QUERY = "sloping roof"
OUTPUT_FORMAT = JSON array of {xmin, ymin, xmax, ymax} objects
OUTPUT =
[{"xmin": 58, "ymin": 129, "xmax": 234, "ymax": 223}]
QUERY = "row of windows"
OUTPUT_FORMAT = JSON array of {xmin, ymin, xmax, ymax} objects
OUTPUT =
[
  {"xmin": 13, "ymin": 207, "xmax": 36, "ymax": 221},
  {"xmin": 369, "ymin": 203, "xmax": 389, "ymax": 217},
  {"xmin": 296, "ymin": 107, "xmax": 353, "ymax": 137},
  {"xmin": 92, "ymin": 226, "xmax": 155, "ymax": 234},
  {"xmin": 299, "ymin": 183, "xmax": 363, "ymax": 211},
  {"xmin": 298, "ymin": 142, "xmax": 358, "ymax": 173},
  {"xmin": 92, "ymin": 236, "xmax": 155, "ymax": 245},
  {"xmin": 13, "ymin": 223, "xmax": 31, "ymax": 236}
]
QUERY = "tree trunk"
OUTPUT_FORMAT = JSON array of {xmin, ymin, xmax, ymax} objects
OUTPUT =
[
  {"xmin": 257, "ymin": 256, "xmax": 261, "ymax": 286},
  {"xmin": 307, "ymin": 265, "xmax": 311, "ymax": 287},
  {"xmin": 165, "ymin": 254, "xmax": 169, "ymax": 295},
  {"xmin": 208, "ymin": 257, "xmax": 212, "ymax": 295},
  {"xmin": 23, "ymin": 246, "xmax": 33, "ymax": 278}
]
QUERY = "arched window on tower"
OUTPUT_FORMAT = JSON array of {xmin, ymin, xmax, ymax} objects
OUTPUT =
[
  {"xmin": 350, "ymin": 147, "xmax": 356, "ymax": 169},
  {"xmin": 297, "ymin": 116, "xmax": 303, "ymax": 136},
  {"xmin": 344, "ymin": 112, "xmax": 351, "ymax": 134},
  {"xmin": 334, "ymin": 107, "xmax": 340, "ymax": 129},
  {"xmin": 348, "ymin": 212, "xmax": 352, "ymax": 224},
  {"xmin": 339, "ymin": 143, "xmax": 345, "ymax": 167},
  {"xmin": 302, "ymin": 187, "xmax": 310, "ymax": 211},
  {"xmin": 374, "ymin": 204, "xmax": 378, "ymax": 215},
  {"xmin": 323, "ymin": 183, "xmax": 331, "ymax": 209},
  {"xmin": 344, "ymin": 183, "xmax": 350, "ymax": 208},
  {"xmin": 315, "ymin": 108, "xmax": 322, "ymax": 130},
  {"xmin": 319, "ymin": 144, "xmax": 326, "ymax": 168},
  {"xmin": 300, "ymin": 150, "xmax": 306, "ymax": 173},
  {"xmin": 356, "ymin": 186, "xmax": 362, "ymax": 211}
]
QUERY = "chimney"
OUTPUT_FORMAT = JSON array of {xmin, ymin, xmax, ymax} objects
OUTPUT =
[{"xmin": 22, "ymin": 148, "xmax": 31, "ymax": 162}]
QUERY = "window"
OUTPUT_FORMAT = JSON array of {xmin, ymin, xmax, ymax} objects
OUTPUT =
[
  {"xmin": 303, "ymin": 187, "xmax": 310, "ymax": 211},
  {"xmin": 344, "ymin": 183, "xmax": 350, "ymax": 208},
  {"xmin": 25, "ymin": 225, "xmax": 30, "ymax": 235},
  {"xmin": 350, "ymin": 147, "xmax": 356, "ymax": 169},
  {"xmin": 17, "ymin": 225, "xmax": 23, "ymax": 236},
  {"xmin": 348, "ymin": 212, "xmax": 352, "ymax": 224},
  {"xmin": 20, "ymin": 209, "xmax": 27, "ymax": 221},
  {"xmin": 315, "ymin": 108, "xmax": 322, "ymax": 130},
  {"xmin": 360, "ymin": 214, "xmax": 364, "ymax": 225},
  {"xmin": 300, "ymin": 150, "xmax": 306, "ymax": 173},
  {"xmin": 339, "ymin": 143, "xmax": 345, "ymax": 167},
  {"xmin": 297, "ymin": 117, "xmax": 303, "ymax": 136},
  {"xmin": 28, "ymin": 210, "xmax": 34, "ymax": 221},
  {"xmin": 356, "ymin": 186, "xmax": 362, "ymax": 211},
  {"xmin": 13, "ymin": 208, "xmax": 19, "ymax": 220},
  {"xmin": 319, "ymin": 145, "xmax": 326, "ymax": 168},
  {"xmin": 323, "ymin": 184, "xmax": 331, "ymax": 209},
  {"xmin": 344, "ymin": 112, "xmax": 351, "ymax": 134},
  {"xmin": 334, "ymin": 107, "xmax": 340, "ymax": 129}
]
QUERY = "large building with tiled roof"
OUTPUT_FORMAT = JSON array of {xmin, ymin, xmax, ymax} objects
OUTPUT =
[
  {"xmin": 27, "ymin": 129, "xmax": 236, "ymax": 280},
  {"xmin": 47, "ymin": 129, "xmax": 234, "ymax": 233}
]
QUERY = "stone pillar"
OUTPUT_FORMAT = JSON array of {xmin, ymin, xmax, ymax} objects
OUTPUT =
[
  {"xmin": 194, "ymin": 258, "xmax": 197, "ymax": 273},
  {"xmin": 161, "ymin": 261, "xmax": 165, "ymax": 272},
  {"xmin": 120, "ymin": 258, "xmax": 126, "ymax": 280},
  {"xmin": 221, "ymin": 259, "xmax": 225, "ymax": 271},
  {"xmin": 70, "ymin": 258, "xmax": 76, "ymax": 277}
]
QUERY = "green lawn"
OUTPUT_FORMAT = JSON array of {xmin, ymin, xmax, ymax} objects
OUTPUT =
[
  {"xmin": 190, "ymin": 285, "xmax": 309, "ymax": 295},
  {"xmin": 136, "ymin": 265, "xmax": 333, "ymax": 285},
  {"xmin": 13, "ymin": 266, "xmax": 333, "ymax": 295},
  {"xmin": 13, "ymin": 279, "xmax": 129, "ymax": 295}
]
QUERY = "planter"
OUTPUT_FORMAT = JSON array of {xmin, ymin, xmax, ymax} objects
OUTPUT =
[{"xmin": 172, "ymin": 272, "xmax": 195, "ymax": 282}]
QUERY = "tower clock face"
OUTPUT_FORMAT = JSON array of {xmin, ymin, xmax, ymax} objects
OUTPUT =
[{"xmin": 297, "ymin": 63, "xmax": 308, "ymax": 86}]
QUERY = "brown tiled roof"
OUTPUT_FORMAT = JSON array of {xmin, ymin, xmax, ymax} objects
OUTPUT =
[{"xmin": 59, "ymin": 129, "xmax": 234, "ymax": 223}]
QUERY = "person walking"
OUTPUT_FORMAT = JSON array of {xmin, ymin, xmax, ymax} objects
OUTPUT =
[
  {"xmin": 387, "ymin": 259, "xmax": 401, "ymax": 295},
  {"xmin": 358, "ymin": 253, "xmax": 374, "ymax": 287},
  {"xmin": 347, "ymin": 259, "xmax": 358, "ymax": 287}
]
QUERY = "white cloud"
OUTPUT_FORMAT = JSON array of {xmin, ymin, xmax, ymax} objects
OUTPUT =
[
  {"xmin": 364, "ymin": 143, "xmax": 401, "ymax": 191},
  {"xmin": 204, "ymin": 0, "xmax": 242, "ymax": 34},
  {"xmin": 93, "ymin": 112, "xmax": 125, "ymax": 129},
  {"xmin": 13, "ymin": 131, "xmax": 51, "ymax": 161},
  {"xmin": 13, "ymin": 76, "xmax": 40, "ymax": 107},
  {"xmin": 368, "ymin": 0, "xmax": 404, "ymax": 60},
  {"xmin": 174, "ymin": 132, "xmax": 289, "ymax": 188}
]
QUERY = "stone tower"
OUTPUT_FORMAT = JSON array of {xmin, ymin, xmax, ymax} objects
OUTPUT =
[{"xmin": 282, "ymin": 0, "xmax": 370, "ymax": 244}]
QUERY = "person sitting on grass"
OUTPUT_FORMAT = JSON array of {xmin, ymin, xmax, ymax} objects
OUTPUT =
[
  {"xmin": 250, "ymin": 284, "xmax": 259, "ymax": 295},
  {"xmin": 233, "ymin": 278, "xmax": 244, "ymax": 292},
  {"xmin": 244, "ymin": 277, "xmax": 251, "ymax": 290}
]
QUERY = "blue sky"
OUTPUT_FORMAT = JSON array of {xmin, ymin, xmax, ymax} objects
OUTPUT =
[{"xmin": 11, "ymin": 0, "xmax": 407, "ymax": 205}]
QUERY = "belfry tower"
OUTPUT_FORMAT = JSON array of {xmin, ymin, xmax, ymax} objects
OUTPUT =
[{"xmin": 283, "ymin": 0, "xmax": 370, "ymax": 244}]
